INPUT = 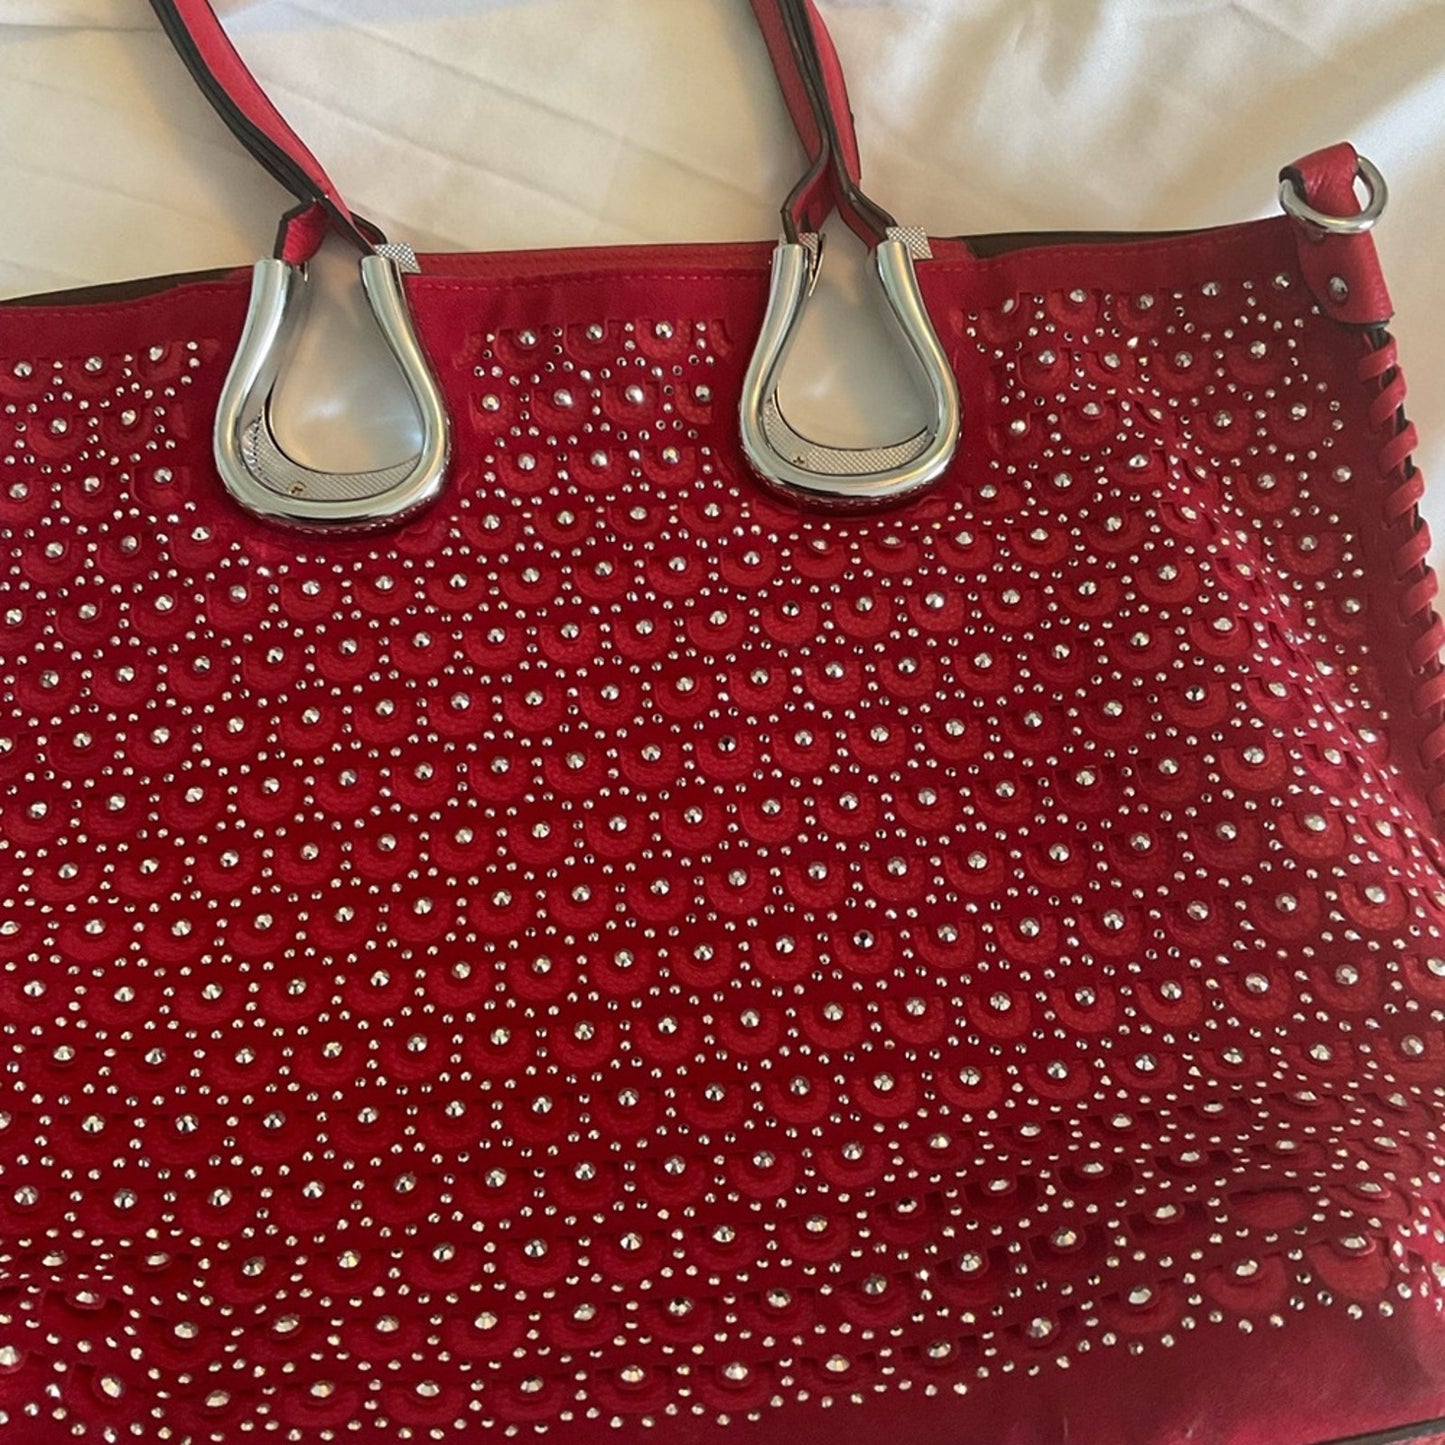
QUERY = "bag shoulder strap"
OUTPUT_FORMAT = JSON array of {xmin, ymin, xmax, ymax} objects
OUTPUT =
[{"xmin": 145, "ymin": 0, "xmax": 882, "ymax": 256}]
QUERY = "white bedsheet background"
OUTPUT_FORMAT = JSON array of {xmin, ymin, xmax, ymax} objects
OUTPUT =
[{"xmin": 2, "ymin": 0, "xmax": 1443, "ymax": 554}]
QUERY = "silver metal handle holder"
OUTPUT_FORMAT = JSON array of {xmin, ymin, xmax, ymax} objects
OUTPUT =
[
  {"xmin": 1278, "ymin": 154, "xmax": 1388, "ymax": 236},
  {"xmin": 739, "ymin": 227, "xmax": 962, "ymax": 509},
  {"xmin": 214, "ymin": 252, "xmax": 450, "ymax": 529}
]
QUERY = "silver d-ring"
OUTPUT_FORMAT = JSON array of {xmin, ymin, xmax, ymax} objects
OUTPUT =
[
  {"xmin": 214, "ymin": 253, "xmax": 450, "ymax": 529},
  {"xmin": 1279, "ymin": 154, "xmax": 1388, "ymax": 235},
  {"xmin": 739, "ymin": 228, "xmax": 961, "ymax": 509}
]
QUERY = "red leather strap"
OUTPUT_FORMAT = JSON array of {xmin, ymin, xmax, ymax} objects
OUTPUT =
[
  {"xmin": 1280, "ymin": 142, "xmax": 1394, "ymax": 327},
  {"xmin": 748, "ymin": 0, "xmax": 862, "ymax": 188},
  {"xmin": 763, "ymin": 0, "xmax": 895, "ymax": 244},
  {"xmin": 147, "ymin": 0, "xmax": 870, "ymax": 257}
]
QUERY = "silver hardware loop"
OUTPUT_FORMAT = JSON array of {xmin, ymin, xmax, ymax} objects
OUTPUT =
[
  {"xmin": 739, "ymin": 227, "xmax": 961, "ymax": 509},
  {"xmin": 215, "ymin": 254, "xmax": 450, "ymax": 529},
  {"xmin": 1279, "ymin": 154, "xmax": 1388, "ymax": 236}
]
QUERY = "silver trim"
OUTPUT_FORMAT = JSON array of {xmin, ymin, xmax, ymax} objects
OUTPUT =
[
  {"xmin": 739, "ymin": 236, "xmax": 961, "ymax": 509},
  {"xmin": 885, "ymin": 224, "xmax": 933, "ymax": 261},
  {"xmin": 214, "ymin": 255, "xmax": 450, "ymax": 529},
  {"xmin": 374, "ymin": 241, "xmax": 421, "ymax": 274},
  {"xmin": 1279, "ymin": 154, "xmax": 1388, "ymax": 236}
]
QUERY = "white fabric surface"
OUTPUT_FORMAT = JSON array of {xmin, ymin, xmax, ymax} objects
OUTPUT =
[{"xmin": 2, "ymin": 0, "xmax": 1443, "ymax": 549}]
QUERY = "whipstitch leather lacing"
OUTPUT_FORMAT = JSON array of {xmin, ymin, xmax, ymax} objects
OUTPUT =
[{"xmin": 1359, "ymin": 331, "xmax": 1445, "ymax": 820}]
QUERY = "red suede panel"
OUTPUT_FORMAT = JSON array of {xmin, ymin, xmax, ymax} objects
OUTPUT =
[{"xmin": 0, "ymin": 209, "xmax": 1441, "ymax": 1442}]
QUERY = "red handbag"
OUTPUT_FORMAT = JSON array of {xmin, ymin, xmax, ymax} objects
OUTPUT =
[{"xmin": 2, "ymin": 3, "xmax": 1443, "ymax": 1442}]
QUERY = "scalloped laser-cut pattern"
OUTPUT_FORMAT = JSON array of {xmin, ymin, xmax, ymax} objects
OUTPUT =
[{"xmin": 0, "ymin": 270, "xmax": 1443, "ymax": 1442}]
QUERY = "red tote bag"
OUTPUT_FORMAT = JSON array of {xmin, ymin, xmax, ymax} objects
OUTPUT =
[{"xmin": 1, "ymin": 3, "xmax": 1443, "ymax": 1442}]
